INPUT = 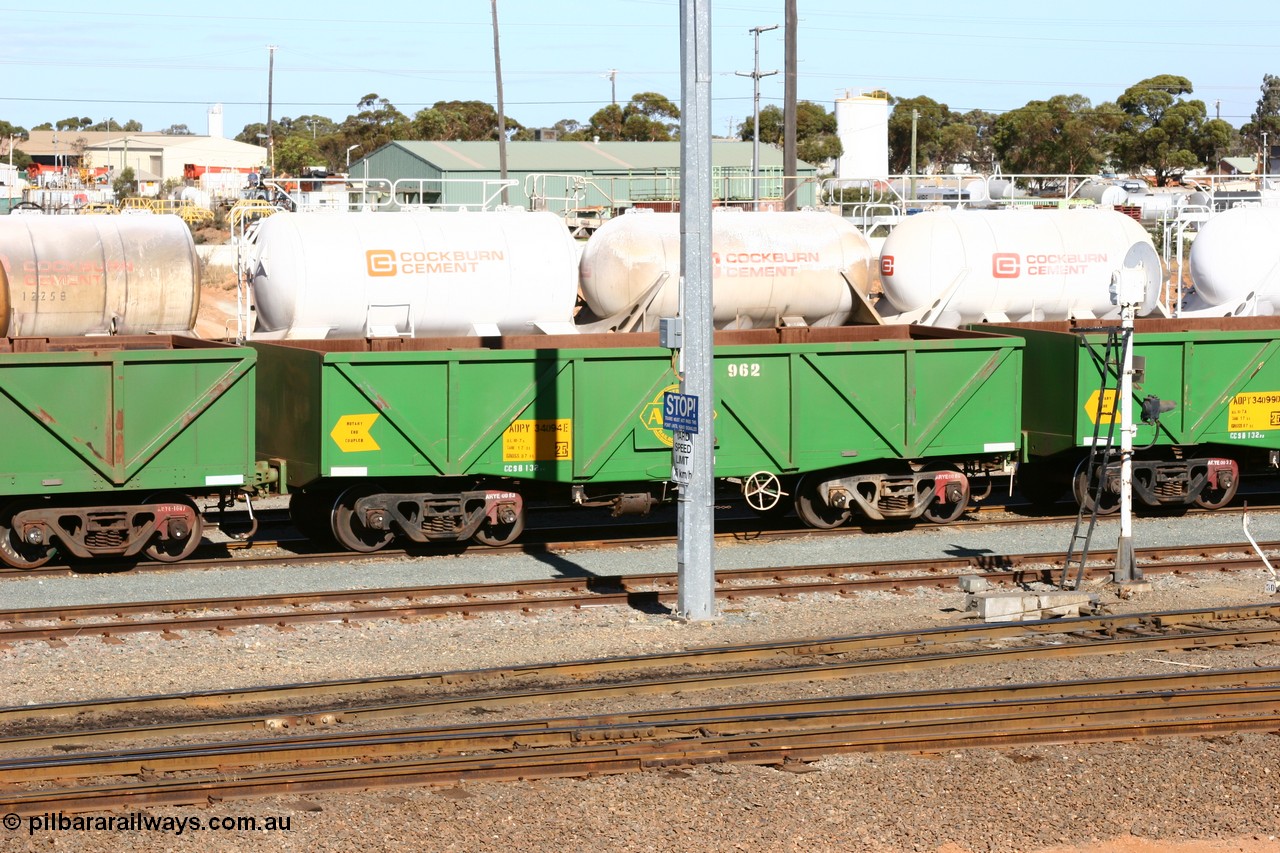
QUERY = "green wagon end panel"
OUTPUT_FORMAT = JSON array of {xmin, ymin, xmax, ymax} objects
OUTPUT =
[
  {"xmin": 253, "ymin": 326, "xmax": 1022, "ymax": 490},
  {"xmin": 0, "ymin": 336, "xmax": 256, "ymax": 494},
  {"xmin": 975, "ymin": 318, "xmax": 1280, "ymax": 459}
]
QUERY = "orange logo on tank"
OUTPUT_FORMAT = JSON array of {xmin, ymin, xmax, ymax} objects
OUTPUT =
[
  {"xmin": 366, "ymin": 250, "xmax": 397, "ymax": 277},
  {"xmin": 992, "ymin": 253, "xmax": 1020, "ymax": 278}
]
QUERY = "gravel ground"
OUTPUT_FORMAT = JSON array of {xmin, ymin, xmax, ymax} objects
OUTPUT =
[{"xmin": 4, "ymin": 517, "xmax": 1280, "ymax": 852}]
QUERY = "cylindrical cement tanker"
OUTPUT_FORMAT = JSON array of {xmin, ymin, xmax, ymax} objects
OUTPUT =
[
  {"xmin": 877, "ymin": 209, "xmax": 1161, "ymax": 326},
  {"xmin": 0, "ymin": 214, "xmax": 199, "ymax": 336},
  {"xmin": 1186, "ymin": 206, "xmax": 1280, "ymax": 314},
  {"xmin": 1075, "ymin": 183, "xmax": 1129, "ymax": 207},
  {"xmin": 578, "ymin": 210, "xmax": 874, "ymax": 331},
  {"xmin": 249, "ymin": 209, "xmax": 580, "ymax": 338}
]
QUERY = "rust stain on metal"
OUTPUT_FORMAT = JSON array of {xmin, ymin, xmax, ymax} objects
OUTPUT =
[
  {"xmin": 35, "ymin": 408, "xmax": 56, "ymax": 425},
  {"xmin": 115, "ymin": 410, "xmax": 125, "ymax": 461}
]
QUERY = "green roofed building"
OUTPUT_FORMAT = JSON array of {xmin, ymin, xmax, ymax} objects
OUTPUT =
[{"xmin": 348, "ymin": 140, "xmax": 818, "ymax": 213}]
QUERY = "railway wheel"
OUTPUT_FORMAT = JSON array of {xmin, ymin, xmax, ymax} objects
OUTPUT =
[
  {"xmin": 142, "ymin": 493, "xmax": 205, "ymax": 563},
  {"xmin": 1195, "ymin": 473, "xmax": 1239, "ymax": 510},
  {"xmin": 472, "ymin": 504, "xmax": 526, "ymax": 547},
  {"xmin": 793, "ymin": 476, "xmax": 850, "ymax": 529},
  {"xmin": 0, "ymin": 502, "xmax": 53, "ymax": 569},
  {"xmin": 921, "ymin": 464, "xmax": 969, "ymax": 525},
  {"xmin": 331, "ymin": 485, "xmax": 394, "ymax": 553},
  {"xmin": 1072, "ymin": 461, "xmax": 1119, "ymax": 516}
]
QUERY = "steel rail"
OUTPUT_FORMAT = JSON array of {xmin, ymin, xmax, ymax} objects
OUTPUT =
[
  {"xmin": 4, "ymin": 615, "xmax": 1280, "ymax": 752},
  {"xmin": 4, "ymin": 501, "xmax": 1277, "ymax": 579},
  {"xmin": 4, "ymin": 703, "xmax": 1279, "ymax": 815},
  {"xmin": 3, "ymin": 600, "xmax": 1278, "ymax": 728},
  {"xmin": 5, "ymin": 677, "xmax": 1280, "ymax": 785},
  {"xmin": 0, "ymin": 542, "xmax": 1274, "ymax": 645}
]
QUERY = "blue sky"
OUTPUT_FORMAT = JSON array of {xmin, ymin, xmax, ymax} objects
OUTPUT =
[{"xmin": 2, "ymin": 1, "xmax": 1276, "ymax": 137}]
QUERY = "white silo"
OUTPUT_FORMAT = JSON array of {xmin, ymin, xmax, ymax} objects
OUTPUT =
[
  {"xmin": 835, "ymin": 91, "xmax": 889, "ymax": 180},
  {"xmin": 207, "ymin": 103, "xmax": 224, "ymax": 139}
]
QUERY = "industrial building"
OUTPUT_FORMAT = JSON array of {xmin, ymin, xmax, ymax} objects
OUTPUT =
[
  {"xmin": 348, "ymin": 140, "xmax": 819, "ymax": 212},
  {"xmin": 15, "ymin": 131, "xmax": 267, "ymax": 189}
]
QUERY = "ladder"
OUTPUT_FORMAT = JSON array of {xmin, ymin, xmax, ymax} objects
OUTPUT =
[{"xmin": 1061, "ymin": 328, "xmax": 1129, "ymax": 590}]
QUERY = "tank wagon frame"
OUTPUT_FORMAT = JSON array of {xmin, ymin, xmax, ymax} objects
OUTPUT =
[
  {"xmin": 982, "ymin": 317, "xmax": 1280, "ymax": 513},
  {"xmin": 0, "ymin": 336, "xmax": 260, "ymax": 568},
  {"xmin": 251, "ymin": 325, "xmax": 1023, "ymax": 551}
]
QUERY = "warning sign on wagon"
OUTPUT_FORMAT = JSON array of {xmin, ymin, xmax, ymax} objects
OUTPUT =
[
  {"xmin": 330, "ymin": 414, "xmax": 381, "ymax": 452},
  {"xmin": 503, "ymin": 419, "xmax": 572, "ymax": 462},
  {"xmin": 1228, "ymin": 392, "xmax": 1280, "ymax": 432}
]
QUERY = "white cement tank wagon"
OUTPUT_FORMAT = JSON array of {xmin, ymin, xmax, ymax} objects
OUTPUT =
[
  {"xmin": 877, "ymin": 209, "xmax": 1161, "ymax": 326},
  {"xmin": 0, "ymin": 214, "xmax": 199, "ymax": 336},
  {"xmin": 578, "ymin": 209, "xmax": 875, "ymax": 331},
  {"xmin": 249, "ymin": 209, "xmax": 580, "ymax": 338},
  {"xmin": 1184, "ymin": 206, "xmax": 1280, "ymax": 315}
]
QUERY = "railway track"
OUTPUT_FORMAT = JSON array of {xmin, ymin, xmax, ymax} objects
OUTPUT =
[
  {"xmin": 4, "ymin": 600, "xmax": 1278, "ymax": 738},
  {"xmin": 0, "ymin": 541, "xmax": 1275, "ymax": 644},
  {"xmin": 3, "ymin": 497, "xmax": 1278, "ymax": 579},
  {"xmin": 2, "ymin": 603, "xmax": 1279, "ymax": 814}
]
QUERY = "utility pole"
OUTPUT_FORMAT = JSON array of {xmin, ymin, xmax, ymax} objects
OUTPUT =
[
  {"xmin": 735, "ymin": 24, "xmax": 777, "ymax": 210},
  {"xmin": 674, "ymin": 0, "xmax": 715, "ymax": 622},
  {"xmin": 606, "ymin": 69, "xmax": 618, "ymax": 106},
  {"xmin": 266, "ymin": 45, "xmax": 277, "ymax": 177},
  {"xmin": 491, "ymin": 0, "xmax": 508, "ymax": 204},
  {"xmin": 909, "ymin": 109, "xmax": 920, "ymax": 202},
  {"xmin": 782, "ymin": 0, "xmax": 797, "ymax": 210}
]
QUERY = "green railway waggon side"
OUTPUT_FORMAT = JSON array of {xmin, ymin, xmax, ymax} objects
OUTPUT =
[
  {"xmin": 977, "ymin": 318, "xmax": 1280, "ymax": 513},
  {"xmin": 253, "ymin": 325, "xmax": 1022, "ymax": 552},
  {"xmin": 0, "ymin": 336, "xmax": 257, "ymax": 568}
]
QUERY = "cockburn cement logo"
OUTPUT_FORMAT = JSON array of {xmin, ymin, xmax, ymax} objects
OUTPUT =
[
  {"xmin": 365, "ymin": 249, "xmax": 506, "ymax": 277},
  {"xmin": 366, "ymin": 250, "xmax": 397, "ymax": 276},
  {"xmin": 880, "ymin": 256, "xmax": 894, "ymax": 276},
  {"xmin": 992, "ymin": 253, "xmax": 1020, "ymax": 278},
  {"xmin": 991, "ymin": 252, "xmax": 1107, "ymax": 278}
]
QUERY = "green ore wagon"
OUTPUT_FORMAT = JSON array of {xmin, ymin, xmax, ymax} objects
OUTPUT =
[
  {"xmin": 253, "ymin": 326, "xmax": 1023, "ymax": 552},
  {"xmin": 976, "ymin": 317, "xmax": 1280, "ymax": 512},
  {"xmin": 0, "ymin": 336, "xmax": 257, "ymax": 568}
]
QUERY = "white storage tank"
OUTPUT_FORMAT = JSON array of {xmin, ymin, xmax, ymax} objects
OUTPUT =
[
  {"xmin": 877, "ymin": 209, "xmax": 1161, "ymax": 326},
  {"xmin": 1075, "ymin": 182, "xmax": 1129, "ymax": 207},
  {"xmin": 579, "ymin": 209, "xmax": 874, "ymax": 331},
  {"xmin": 0, "ymin": 214, "xmax": 199, "ymax": 336},
  {"xmin": 834, "ymin": 91, "xmax": 890, "ymax": 181},
  {"xmin": 1185, "ymin": 206, "xmax": 1280, "ymax": 314},
  {"xmin": 249, "ymin": 209, "xmax": 580, "ymax": 338}
]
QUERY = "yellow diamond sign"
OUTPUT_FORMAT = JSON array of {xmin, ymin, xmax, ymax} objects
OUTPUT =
[
  {"xmin": 1083, "ymin": 390, "xmax": 1117, "ymax": 424},
  {"xmin": 330, "ymin": 413, "xmax": 380, "ymax": 452}
]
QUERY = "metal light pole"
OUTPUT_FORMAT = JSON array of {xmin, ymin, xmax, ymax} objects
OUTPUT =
[
  {"xmin": 346, "ymin": 145, "xmax": 360, "ymax": 170},
  {"xmin": 491, "ymin": 0, "xmax": 509, "ymax": 205},
  {"xmin": 735, "ymin": 24, "xmax": 777, "ymax": 210},
  {"xmin": 909, "ymin": 109, "xmax": 920, "ymax": 202},
  {"xmin": 675, "ymin": 0, "xmax": 715, "ymax": 622},
  {"xmin": 605, "ymin": 69, "xmax": 618, "ymax": 106},
  {"xmin": 266, "ymin": 45, "xmax": 277, "ymax": 176},
  {"xmin": 782, "ymin": 0, "xmax": 797, "ymax": 210}
]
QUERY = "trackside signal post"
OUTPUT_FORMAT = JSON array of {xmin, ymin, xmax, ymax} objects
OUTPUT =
[{"xmin": 672, "ymin": 0, "xmax": 716, "ymax": 621}]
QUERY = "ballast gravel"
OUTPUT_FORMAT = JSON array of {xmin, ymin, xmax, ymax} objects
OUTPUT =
[{"xmin": 4, "ymin": 516, "xmax": 1280, "ymax": 852}]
